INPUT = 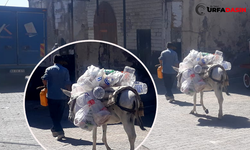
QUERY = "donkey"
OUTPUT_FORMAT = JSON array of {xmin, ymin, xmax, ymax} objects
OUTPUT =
[
  {"xmin": 62, "ymin": 87, "xmax": 146, "ymax": 150},
  {"xmin": 173, "ymin": 64, "xmax": 230, "ymax": 119}
]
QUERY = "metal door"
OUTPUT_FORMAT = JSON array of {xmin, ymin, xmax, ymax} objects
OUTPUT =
[
  {"xmin": 137, "ymin": 29, "xmax": 151, "ymax": 67},
  {"xmin": 0, "ymin": 11, "xmax": 17, "ymax": 65},
  {"xmin": 94, "ymin": 1, "xmax": 117, "ymax": 44},
  {"xmin": 17, "ymin": 12, "xmax": 45, "ymax": 65}
]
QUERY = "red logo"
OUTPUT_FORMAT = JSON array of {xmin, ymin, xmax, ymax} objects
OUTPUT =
[{"xmin": 87, "ymin": 99, "xmax": 95, "ymax": 106}]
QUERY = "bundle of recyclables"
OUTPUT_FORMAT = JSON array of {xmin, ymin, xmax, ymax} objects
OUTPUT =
[
  {"xmin": 179, "ymin": 49, "xmax": 231, "ymax": 96},
  {"xmin": 71, "ymin": 65, "xmax": 148, "ymax": 131}
]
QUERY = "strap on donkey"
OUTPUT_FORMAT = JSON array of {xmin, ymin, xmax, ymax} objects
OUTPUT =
[{"xmin": 67, "ymin": 86, "xmax": 144, "ymax": 123}]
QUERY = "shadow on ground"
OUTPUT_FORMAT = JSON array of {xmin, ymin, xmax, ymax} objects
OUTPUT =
[
  {"xmin": 58, "ymin": 137, "xmax": 104, "ymax": 146},
  {"xmin": 194, "ymin": 114, "xmax": 250, "ymax": 129},
  {"xmin": 169, "ymin": 99, "xmax": 198, "ymax": 107},
  {"xmin": 25, "ymin": 99, "xmax": 155, "ymax": 130}
]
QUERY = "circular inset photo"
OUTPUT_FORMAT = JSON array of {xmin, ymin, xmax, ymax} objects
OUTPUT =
[{"xmin": 24, "ymin": 40, "xmax": 157, "ymax": 150}]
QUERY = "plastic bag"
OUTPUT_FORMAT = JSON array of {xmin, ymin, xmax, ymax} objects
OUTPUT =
[
  {"xmin": 192, "ymin": 74, "xmax": 206, "ymax": 92},
  {"xmin": 77, "ymin": 65, "xmax": 100, "ymax": 83},
  {"xmin": 180, "ymin": 78, "xmax": 195, "ymax": 96},
  {"xmin": 76, "ymin": 92, "xmax": 95, "ymax": 107},
  {"xmin": 78, "ymin": 77, "xmax": 95, "ymax": 92},
  {"xmin": 74, "ymin": 99, "xmax": 98, "ymax": 131},
  {"xmin": 93, "ymin": 109, "xmax": 111, "ymax": 126},
  {"xmin": 71, "ymin": 83, "xmax": 86, "ymax": 97},
  {"xmin": 91, "ymin": 100, "xmax": 111, "ymax": 126},
  {"xmin": 88, "ymin": 65, "xmax": 101, "ymax": 81},
  {"xmin": 74, "ymin": 105, "xmax": 90, "ymax": 126},
  {"xmin": 179, "ymin": 62, "xmax": 193, "ymax": 72}
]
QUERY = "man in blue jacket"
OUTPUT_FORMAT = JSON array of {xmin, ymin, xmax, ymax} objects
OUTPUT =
[
  {"xmin": 41, "ymin": 55, "xmax": 71, "ymax": 140},
  {"xmin": 158, "ymin": 42, "xmax": 179, "ymax": 102}
]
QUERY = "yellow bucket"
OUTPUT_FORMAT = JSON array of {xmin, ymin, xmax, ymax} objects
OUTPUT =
[
  {"xmin": 40, "ymin": 88, "xmax": 48, "ymax": 106},
  {"xmin": 157, "ymin": 66, "xmax": 163, "ymax": 79}
]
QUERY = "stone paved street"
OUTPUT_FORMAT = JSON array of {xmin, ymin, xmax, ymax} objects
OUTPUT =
[
  {"xmin": 0, "ymin": 86, "xmax": 42, "ymax": 150},
  {"xmin": 1, "ymin": 75, "xmax": 250, "ymax": 150},
  {"xmin": 139, "ymin": 76, "xmax": 250, "ymax": 150},
  {"xmin": 25, "ymin": 99, "xmax": 154, "ymax": 150}
]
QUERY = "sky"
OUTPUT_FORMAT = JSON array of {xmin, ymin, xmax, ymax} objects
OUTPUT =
[{"xmin": 0, "ymin": 0, "xmax": 28, "ymax": 7}]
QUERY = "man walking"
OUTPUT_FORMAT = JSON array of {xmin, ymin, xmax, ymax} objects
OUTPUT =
[
  {"xmin": 41, "ymin": 55, "xmax": 71, "ymax": 140},
  {"xmin": 158, "ymin": 42, "xmax": 179, "ymax": 102}
]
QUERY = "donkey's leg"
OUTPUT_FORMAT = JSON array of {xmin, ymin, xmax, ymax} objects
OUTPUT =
[
  {"xmin": 214, "ymin": 85, "xmax": 224, "ymax": 119},
  {"xmin": 92, "ymin": 126, "xmax": 97, "ymax": 150},
  {"xmin": 102, "ymin": 124, "xmax": 111, "ymax": 150},
  {"xmin": 122, "ymin": 114, "xmax": 136, "ymax": 150},
  {"xmin": 190, "ymin": 93, "xmax": 197, "ymax": 114},
  {"xmin": 200, "ymin": 92, "xmax": 209, "ymax": 114}
]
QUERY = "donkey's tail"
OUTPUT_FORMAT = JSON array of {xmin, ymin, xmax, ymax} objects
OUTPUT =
[
  {"xmin": 134, "ymin": 97, "xmax": 146, "ymax": 131},
  {"xmin": 222, "ymin": 70, "xmax": 230, "ymax": 96}
]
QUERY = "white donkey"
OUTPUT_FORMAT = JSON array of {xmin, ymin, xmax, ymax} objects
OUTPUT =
[
  {"xmin": 174, "ymin": 65, "xmax": 229, "ymax": 119},
  {"xmin": 62, "ymin": 87, "xmax": 146, "ymax": 150}
]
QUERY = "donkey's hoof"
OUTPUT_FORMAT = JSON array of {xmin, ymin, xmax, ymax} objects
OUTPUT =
[
  {"xmin": 205, "ymin": 109, "xmax": 209, "ymax": 114},
  {"xmin": 218, "ymin": 114, "xmax": 223, "ymax": 119},
  {"xmin": 190, "ymin": 110, "xmax": 197, "ymax": 114}
]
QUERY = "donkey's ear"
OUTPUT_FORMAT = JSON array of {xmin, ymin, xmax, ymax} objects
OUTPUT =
[
  {"xmin": 172, "ymin": 66, "xmax": 179, "ymax": 72},
  {"xmin": 61, "ymin": 88, "xmax": 71, "ymax": 97}
]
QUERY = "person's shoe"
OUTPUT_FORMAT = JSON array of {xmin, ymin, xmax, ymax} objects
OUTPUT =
[
  {"xmin": 169, "ymin": 96, "xmax": 175, "ymax": 102},
  {"xmin": 165, "ymin": 94, "xmax": 171, "ymax": 100},
  {"xmin": 56, "ymin": 134, "xmax": 65, "ymax": 141},
  {"xmin": 52, "ymin": 132, "xmax": 59, "ymax": 137}
]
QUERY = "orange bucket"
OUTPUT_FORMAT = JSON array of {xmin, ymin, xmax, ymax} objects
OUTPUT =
[
  {"xmin": 157, "ymin": 66, "xmax": 163, "ymax": 79},
  {"xmin": 40, "ymin": 88, "xmax": 48, "ymax": 106}
]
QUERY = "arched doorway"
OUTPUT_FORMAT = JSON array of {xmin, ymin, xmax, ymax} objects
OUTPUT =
[{"xmin": 94, "ymin": 1, "xmax": 117, "ymax": 44}]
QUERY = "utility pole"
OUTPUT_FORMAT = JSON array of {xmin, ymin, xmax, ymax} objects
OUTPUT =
[{"xmin": 123, "ymin": 0, "xmax": 126, "ymax": 48}]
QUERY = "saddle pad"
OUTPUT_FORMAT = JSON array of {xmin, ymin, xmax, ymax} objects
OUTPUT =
[{"xmin": 101, "ymin": 86, "xmax": 144, "ymax": 117}]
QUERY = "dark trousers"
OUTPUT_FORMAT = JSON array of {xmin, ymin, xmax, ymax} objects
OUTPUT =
[
  {"xmin": 47, "ymin": 98, "xmax": 66, "ymax": 133},
  {"xmin": 163, "ymin": 73, "xmax": 176, "ymax": 97}
]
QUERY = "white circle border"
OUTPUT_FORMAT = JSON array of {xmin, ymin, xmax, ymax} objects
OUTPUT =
[{"xmin": 23, "ymin": 39, "xmax": 159, "ymax": 150}]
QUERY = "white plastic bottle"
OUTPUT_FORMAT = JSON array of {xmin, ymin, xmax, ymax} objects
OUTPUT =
[
  {"xmin": 93, "ymin": 86, "xmax": 105, "ymax": 99},
  {"xmin": 132, "ymin": 81, "xmax": 148, "ymax": 95},
  {"xmin": 92, "ymin": 69, "xmax": 105, "ymax": 87},
  {"xmin": 214, "ymin": 50, "xmax": 223, "ymax": 64},
  {"xmin": 193, "ymin": 65, "xmax": 202, "ymax": 73},
  {"xmin": 220, "ymin": 61, "xmax": 231, "ymax": 70},
  {"xmin": 120, "ymin": 66, "xmax": 136, "ymax": 86}
]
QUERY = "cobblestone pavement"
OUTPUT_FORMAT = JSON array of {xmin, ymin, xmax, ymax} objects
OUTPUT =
[
  {"xmin": 1, "ymin": 75, "xmax": 250, "ymax": 150},
  {"xmin": 25, "ymin": 99, "xmax": 153, "ymax": 150},
  {"xmin": 0, "ymin": 91, "xmax": 42, "ymax": 150},
  {"xmin": 138, "ymin": 76, "xmax": 250, "ymax": 150}
]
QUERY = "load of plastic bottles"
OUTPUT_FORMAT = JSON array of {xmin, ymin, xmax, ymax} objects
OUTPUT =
[
  {"xmin": 179, "ymin": 49, "xmax": 231, "ymax": 96},
  {"xmin": 71, "ymin": 65, "xmax": 148, "ymax": 131}
]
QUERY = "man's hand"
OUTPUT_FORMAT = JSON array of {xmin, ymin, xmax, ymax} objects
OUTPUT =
[
  {"xmin": 42, "ymin": 79, "xmax": 47, "ymax": 88},
  {"xmin": 159, "ymin": 60, "xmax": 163, "ymax": 67}
]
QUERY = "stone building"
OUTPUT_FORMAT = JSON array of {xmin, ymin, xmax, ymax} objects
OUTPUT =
[{"xmin": 29, "ymin": 0, "xmax": 250, "ymax": 74}]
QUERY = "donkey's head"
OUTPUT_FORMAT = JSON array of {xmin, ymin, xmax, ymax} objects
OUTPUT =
[
  {"xmin": 61, "ymin": 88, "xmax": 71, "ymax": 97},
  {"xmin": 172, "ymin": 66, "xmax": 179, "ymax": 73},
  {"xmin": 61, "ymin": 88, "xmax": 76, "ymax": 122}
]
